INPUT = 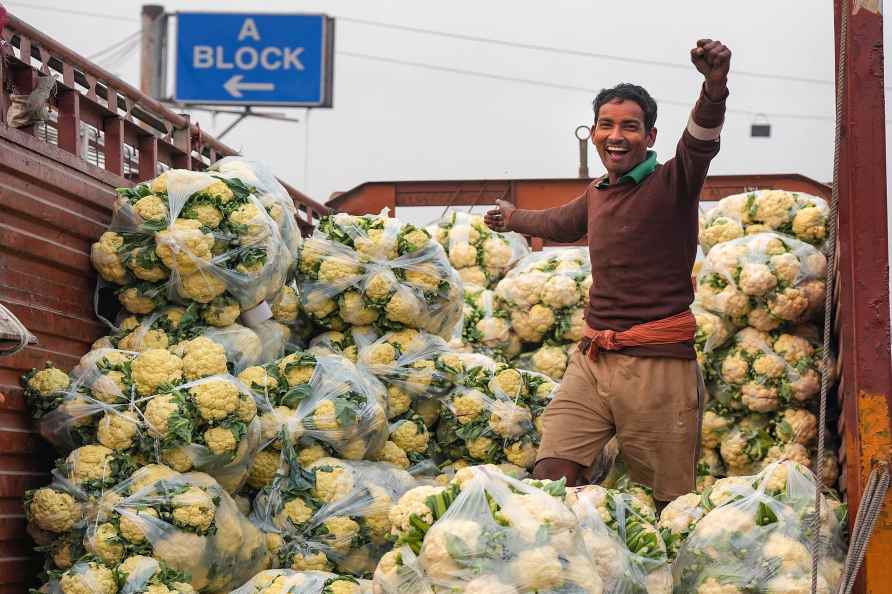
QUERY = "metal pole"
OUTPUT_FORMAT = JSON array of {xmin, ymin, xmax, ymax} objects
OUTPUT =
[
  {"xmin": 575, "ymin": 125, "xmax": 591, "ymax": 178},
  {"xmin": 140, "ymin": 4, "xmax": 165, "ymax": 97},
  {"xmin": 304, "ymin": 108, "xmax": 311, "ymax": 188}
]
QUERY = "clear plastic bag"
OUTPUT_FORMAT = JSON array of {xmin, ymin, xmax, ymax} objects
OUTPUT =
[
  {"xmin": 438, "ymin": 365, "xmax": 557, "ymax": 470},
  {"xmin": 251, "ymin": 453, "xmax": 421, "ymax": 578},
  {"xmin": 297, "ymin": 211, "xmax": 464, "ymax": 339},
  {"xmin": 378, "ymin": 464, "xmax": 601, "ymax": 593},
  {"xmin": 699, "ymin": 190, "xmax": 829, "ymax": 253},
  {"xmin": 672, "ymin": 461, "xmax": 846, "ymax": 593},
  {"xmin": 513, "ymin": 342, "xmax": 578, "ymax": 381},
  {"xmin": 692, "ymin": 304, "xmax": 734, "ymax": 369},
  {"xmin": 570, "ymin": 484, "xmax": 670, "ymax": 593},
  {"xmin": 696, "ymin": 232, "xmax": 827, "ymax": 330},
  {"xmin": 308, "ymin": 326, "xmax": 381, "ymax": 364},
  {"xmin": 268, "ymin": 281, "xmax": 318, "ymax": 349},
  {"xmin": 91, "ymin": 165, "xmax": 295, "ymax": 324},
  {"xmin": 36, "ymin": 464, "xmax": 268, "ymax": 593},
  {"xmin": 231, "ymin": 570, "xmax": 372, "ymax": 594},
  {"xmin": 427, "ymin": 211, "xmax": 530, "ymax": 289},
  {"xmin": 494, "ymin": 248, "xmax": 591, "ymax": 344},
  {"xmin": 701, "ymin": 326, "xmax": 825, "ymax": 415},
  {"xmin": 244, "ymin": 352, "xmax": 389, "ymax": 464},
  {"xmin": 456, "ymin": 284, "xmax": 521, "ymax": 361},
  {"xmin": 29, "ymin": 347, "xmax": 263, "ymax": 493}
]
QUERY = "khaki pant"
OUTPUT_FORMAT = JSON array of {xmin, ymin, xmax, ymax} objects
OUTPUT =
[{"xmin": 536, "ymin": 349, "xmax": 705, "ymax": 501}]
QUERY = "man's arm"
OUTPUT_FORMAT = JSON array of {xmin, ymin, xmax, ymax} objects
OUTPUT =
[
  {"xmin": 667, "ymin": 39, "xmax": 731, "ymax": 202},
  {"xmin": 484, "ymin": 192, "xmax": 588, "ymax": 243}
]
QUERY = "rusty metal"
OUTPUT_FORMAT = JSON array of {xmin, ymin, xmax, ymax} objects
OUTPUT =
[
  {"xmin": 833, "ymin": 1, "xmax": 892, "ymax": 592},
  {"xmin": 575, "ymin": 125, "xmax": 591, "ymax": 178},
  {"xmin": 328, "ymin": 174, "xmax": 832, "ymax": 250}
]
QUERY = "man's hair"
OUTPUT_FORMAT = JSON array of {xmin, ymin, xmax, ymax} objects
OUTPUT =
[{"xmin": 593, "ymin": 83, "xmax": 658, "ymax": 131}]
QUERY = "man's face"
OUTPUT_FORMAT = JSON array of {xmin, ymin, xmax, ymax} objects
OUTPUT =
[{"xmin": 592, "ymin": 98, "xmax": 657, "ymax": 177}]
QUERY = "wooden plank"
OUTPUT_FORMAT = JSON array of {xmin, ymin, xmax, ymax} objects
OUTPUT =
[
  {"xmin": 55, "ymin": 90, "xmax": 81, "ymax": 157},
  {"xmin": 137, "ymin": 134, "xmax": 157, "ymax": 182}
]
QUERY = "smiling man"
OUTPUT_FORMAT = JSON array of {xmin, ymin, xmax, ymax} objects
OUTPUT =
[{"xmin": 485, "ymin": 39, "xmax": 731, "ymax": 506}]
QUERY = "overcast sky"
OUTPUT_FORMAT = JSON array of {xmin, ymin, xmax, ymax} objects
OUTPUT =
[{"xmin": 6, "ymin": 0, "xmax": 865, "ymax": 204}]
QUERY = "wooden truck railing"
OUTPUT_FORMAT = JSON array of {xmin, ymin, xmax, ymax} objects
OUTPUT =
[{"xmin": 0, "ymin": 11, "xmax": 331, "ymax": 234}]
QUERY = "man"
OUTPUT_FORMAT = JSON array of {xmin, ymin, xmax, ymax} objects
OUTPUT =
[{"xmin": 485, "ymin": 39, "xmax": 731, "ymax": 506}]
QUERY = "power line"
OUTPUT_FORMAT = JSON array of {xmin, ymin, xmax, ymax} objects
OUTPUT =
[
  {"xmin": 340, "ymin": 50, "xmax": 835, "ymax": 122},
  {"xmin": 88, "ymin": 31, "xmax": 141, "ymax": 60},
  {"xmin": 338, "ymin": 15, "xmax": 840, "ymax": 88},
  {"xmin": 4, "ymin": 2, "xmax": 138, "ymax": 22}
]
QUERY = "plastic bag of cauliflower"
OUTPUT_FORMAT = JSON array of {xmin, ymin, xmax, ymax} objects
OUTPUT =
[
  {"xmin": 696, "ymin": 232, "xmax": 827, "ymax": 330},
  {"xmin": 513, "ymin": 342, "xmax": 578, "ymax": 380},
  {"xmin": 297, "ymin": 211, "xmax": 463, "ymax": 339},
  {"xmin": 308, "ymin": 326, "xmax": 381, "ymax": 364},
  {"xmin": 26, "ymin": 346, "xmax": 263, "ymax": 493},
  {"xmin": 456, "ymin": 284, "xmax": 521, "ymax": 361},
  {"xmin": 34, "ymin": 464, "xmax": 268, "ymax": 593},
  {"xmin": 672, "ymin": 460, "xmax": 846, "ymax": 593},
  {"xmin": 427, "ymin": 211, "xmax": 530, "ymax": 288},
  {"xmin": 699, "ymin": 190, "xmax": 829, "ymax": 253},
  {"xmin": 91, "ymin": 162, "xmax": 297, "ymax": 325},
  {"xmin": 243, "ymin": 352, "xmax": 389, "ymax": 477},
  {"xmin": 569, "ymin": 484, "xmax": 671, "ymax": 593},
  {"xmin": 701, "ymin": 325, "xmax": 827, "ymax": 415},
  {"xmin": 494, "ymin": 248, "xmax": 591, "ymax": 344},
  {"xmin": 100, "ymin": 306, "xmax": 290, "ymax": 371},
  {"xmin": 231, "ymin": 569, "xmax": 372, "ymax": 594},
  {"xmin": 267, "ymin": 281, "xmax": 318, "ymax": 349},
  {"xmin": 436, "ymin": 365, "xmax": 556, "ymax": 470},
  {"xmin": 251, "ymin": 451, "xmax": 421, "ymax": 577},
  {"xmin": 375, "ymin": 464, "xmax": 602, "ymax": 593}
]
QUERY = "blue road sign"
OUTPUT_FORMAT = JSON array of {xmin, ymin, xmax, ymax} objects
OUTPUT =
[{"xmin": 175, "ymin": 12, "xmax": 334, "ymax": 106}]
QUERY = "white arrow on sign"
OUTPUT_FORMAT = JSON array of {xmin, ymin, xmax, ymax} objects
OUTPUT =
[{"xmin": 224, "ymin": 74, "xmax": 276, "ymax": 98}]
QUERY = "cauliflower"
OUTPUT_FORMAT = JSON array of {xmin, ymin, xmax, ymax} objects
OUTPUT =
[
  {"xmin": 405, "ymin": 263, "xmax": 442, "ymax": 292},
  {"xmin": 511, "ymin": 545, "xmax": 564, "ymax": 591},
  {"xmin": 155, "ymin": 219, "xmax": 214, "ymax": 275},
  {"xmin": 375, "ymin": 440, "xmax": 411, "ymax": 469},
  {"xmin": 204, "ymin": 426, "xmax": 237, "ymax": 455},
  {"xmin": 386, "ymin": 385, "xmax": 412, "ymax": 419},
  {"xmin": 790, "ymin": 369, "xmax": 820, "ymax": 402},
  {"xmin": 309, "ymin": 458, "xmax": 355, "ymax": 503},
  {"xmin": 531, "ymin": 345, "xmax": 568, "ymax": 380},
  {"xmin": 694, "ymin": 505, "xmax": 757, "ymax": 540},
  {"xmin": 133, "ymin": 193, "xmax": 167, "ymax": 222},
  {"xmin": 97, "ymin": 411, "xmax": 139, "ymax": 451},
  {"xmin": 738, "ymin": 262, "xmax": 777, "ymax": 296},
  {"xmin": 511, "ymin": 304, "xmax": 555, "ymax": 342},
  {"xmin": 202, "ymin": 298, "xmax": 240, "ymax": 327},
  {"xmin": 277, "ymin": 353, "xmax": 317, "ymax": 386},
  {"xmin": 389, "ymin": 485, "xmax": 444, "ymax": 535},
  {"xmin": 467, "ymin": 436, "xmax": 496, "ymax": 460},
  {"xmin": 700, "ymin": 216, "xmax": 744, "ymax": 251},
  {"xmin": 390, "ymin": 419, "xmax": 429, "ymax": 453},
  {"xmin": 67, "ymin": 445, "xmax": 114, "ymax": 486},
  {"xmin": 171, "ymin": 486, "xmax": 216, "ymax": 532},
  {"xmin": 385, "ymin": 291, "xmax": 422, "ymax": 326},
  {"xmin": 128, "ymin": 247, "xmax": 169, "ymax": 282},
  {"xmin": 775, "ymin": 408, "xmax": 818, "ymax": 445},
  {"xmin": 86, "ymin": 522, "xmax": 124, "ymax": 565},
  {"xmin": 119, "ymin": 287, "xmax": 157, "ymax": 314},
  {"xmin": 144, "ymin": 394, "xmax": 183, "ymax": 438},
  {"xmin": 489, "ymin": 403, "xmax": 532, "ymax": 439},
  {"xmin": 753, "ymin": 190, "xmax": 796, "ymax": 228},
  {"xmin": 128, "ymin": 464, "xmax": 177, "ymax": 494},
  {"xmin": 190, "ymin": 379, "xmax": 240, "ymax": 421},
  {"xmin": 340, "ymin": 291, "xmax": 379, "ymax": 325},
  {"xmin": 91, "ymin": 231, "xmax": 128, "ymax": 284},
  {"xmin": 482, "ymin": 237, "xmax": 514, "ymax": 269},
  {"xmin": 792, "ymin": 205, "xmax": 827, "ymax": 244},
  {"xmin": 27, "ymin": 366, "xmax": 70, "ymax": 398},
  {"xmin": 132, "ymin": 348, "xmax": 183, "ymax": 395},
  {"xmin": 769, "ymin": 252, "xmax": 801, "ymax": 285},
  {"xmin": 747, "ymin": 307, "xmax": 782, "ymax": 332},
  {"xmin": 176, "ymin": 336, "xmax": 227, "ymax": 381},
  {"xmin": 741, "ymin": 382, "xmax": 780, "ymax": 413},
  {"xmin": 768, "ymin": 287, "xmax": 809, "ymax": 322},
  {"xmin": 320, "ymin": 516, "xmax": 361, "ymax": 553},
  {"xmin": 540, "ymin": 274, "xmax": 580, "ymax": 308},
  {"xmin": 763, "ymin": 443, "xmax": 811, "ymax": 469},
  {"xmin": 449, "ymin": 242, "xmax": 478, "ymax": 268},
  {"xmin": 290, "ymin": 551, "xmax": 331, "ymax": 572},
  {"xmin": 773, "ymin": 333, "xmax": 814, "ymax": 365},
  {"xmin": 419, "ymin": 518, "xmax": 480, "ymax": 580},
  {"xmin": 59, "ymin": 562, "xmax": 118, "ymax": 594},
  {"xmin": 697, "ymin": 577, "xmax": 744, "ymax": 594},
  {"xmin": 270, "ymin": 286, "xmax": 299, "ymax": 323},
  {"xmin": 119, "ymin": 508, "xmax": 159, "ymax": 543},
  {"xmin": 318, "ymin": 258, "xmax": 361, "ymax": 285},
  {"xmin": 459, "ymin": 265, "xmax": 488, "ymax": 287},
  {"xmin": 228, "ymin": 203, "xmax": 271, "ymax": 244},
  {"xmin": 720, "ymin": 353, "xmax": 749, "ymax": 384},
  {"xmin": 452, "ymin": 390, "xmax": 486, "ymax": 423},
  {"xmin": 177, "ymin": 270, "xmax": 226, "ymax": 303},
  {"xmin": 245, "ymin": 450, "xmax": 281, "ymax": 490},
  {"xmin": 762, "ymin": 532, "xmax": 812, "ymax": 573},
  {"xmin": 26, "ymin": 488, "xmax": 80, "ymax": 533}
]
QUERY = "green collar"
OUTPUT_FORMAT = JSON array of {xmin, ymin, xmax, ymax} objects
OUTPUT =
[{"xmin": 596, "ymin": 150, "xmax": 658, "ymax": 189}]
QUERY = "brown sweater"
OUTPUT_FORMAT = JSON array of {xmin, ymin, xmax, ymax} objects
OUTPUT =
[{"xmin": 509, "ymin": 86, "xmax": 727, "ymax": 359}]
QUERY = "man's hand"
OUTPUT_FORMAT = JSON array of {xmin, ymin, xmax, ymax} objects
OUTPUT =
[
  {"xmin": 691, "ymin": 39, "xmax": 731, "ymax": 101},
  {"xmin": 484, "ymin": 199, "xmax": 516, "ymax": 232}
]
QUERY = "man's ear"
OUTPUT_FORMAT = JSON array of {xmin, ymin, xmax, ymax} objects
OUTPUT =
[{"xmin": 647, "ymin": 127, "xmax": 658, "ymax": 148}]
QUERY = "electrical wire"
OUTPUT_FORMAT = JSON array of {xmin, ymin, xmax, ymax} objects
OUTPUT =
[
  {"xmin": 88, "ymin": 31, "xmax": 141, "ymax": 61},
  {"xmin": 339, "ymin": 50, "xmax": 835, "ymax": 122},
  {"xmin": 4, "ymin": 1, "xmax": 137, "ymax": 22},
  {"xmin": 338, "ymin": 15, "xmax": 842, "ymax": 88}
]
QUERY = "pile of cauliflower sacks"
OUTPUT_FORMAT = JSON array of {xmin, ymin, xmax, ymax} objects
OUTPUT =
[
  {"xmin": 692, "ymin": 189, "xmax": 839, "ymax": 495},
  {"xmin": 21, "ymin": 185, "xmax": 845, "ymax": 593}
]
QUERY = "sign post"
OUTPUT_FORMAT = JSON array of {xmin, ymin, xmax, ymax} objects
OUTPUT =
[{"xmin": 174, "ymin": 12, "xmax": 334, "ymax": 107}]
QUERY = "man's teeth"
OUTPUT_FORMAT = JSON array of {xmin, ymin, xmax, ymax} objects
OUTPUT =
[{"xmin": 606, "ymin": 147, "xmax": 628, "ymax": 153}]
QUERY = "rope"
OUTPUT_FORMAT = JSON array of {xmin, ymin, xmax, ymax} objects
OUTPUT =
[
  {"xmin": 836, "ymin": 464, "xmax": 891, "ymax": 594},
  {"xmin": 0, "ymin": 303, "xmax": 35, "ymax": 356},
  {"xmin": 811, "ymin": 1, "xmax": 847, "ymax": 592}
]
